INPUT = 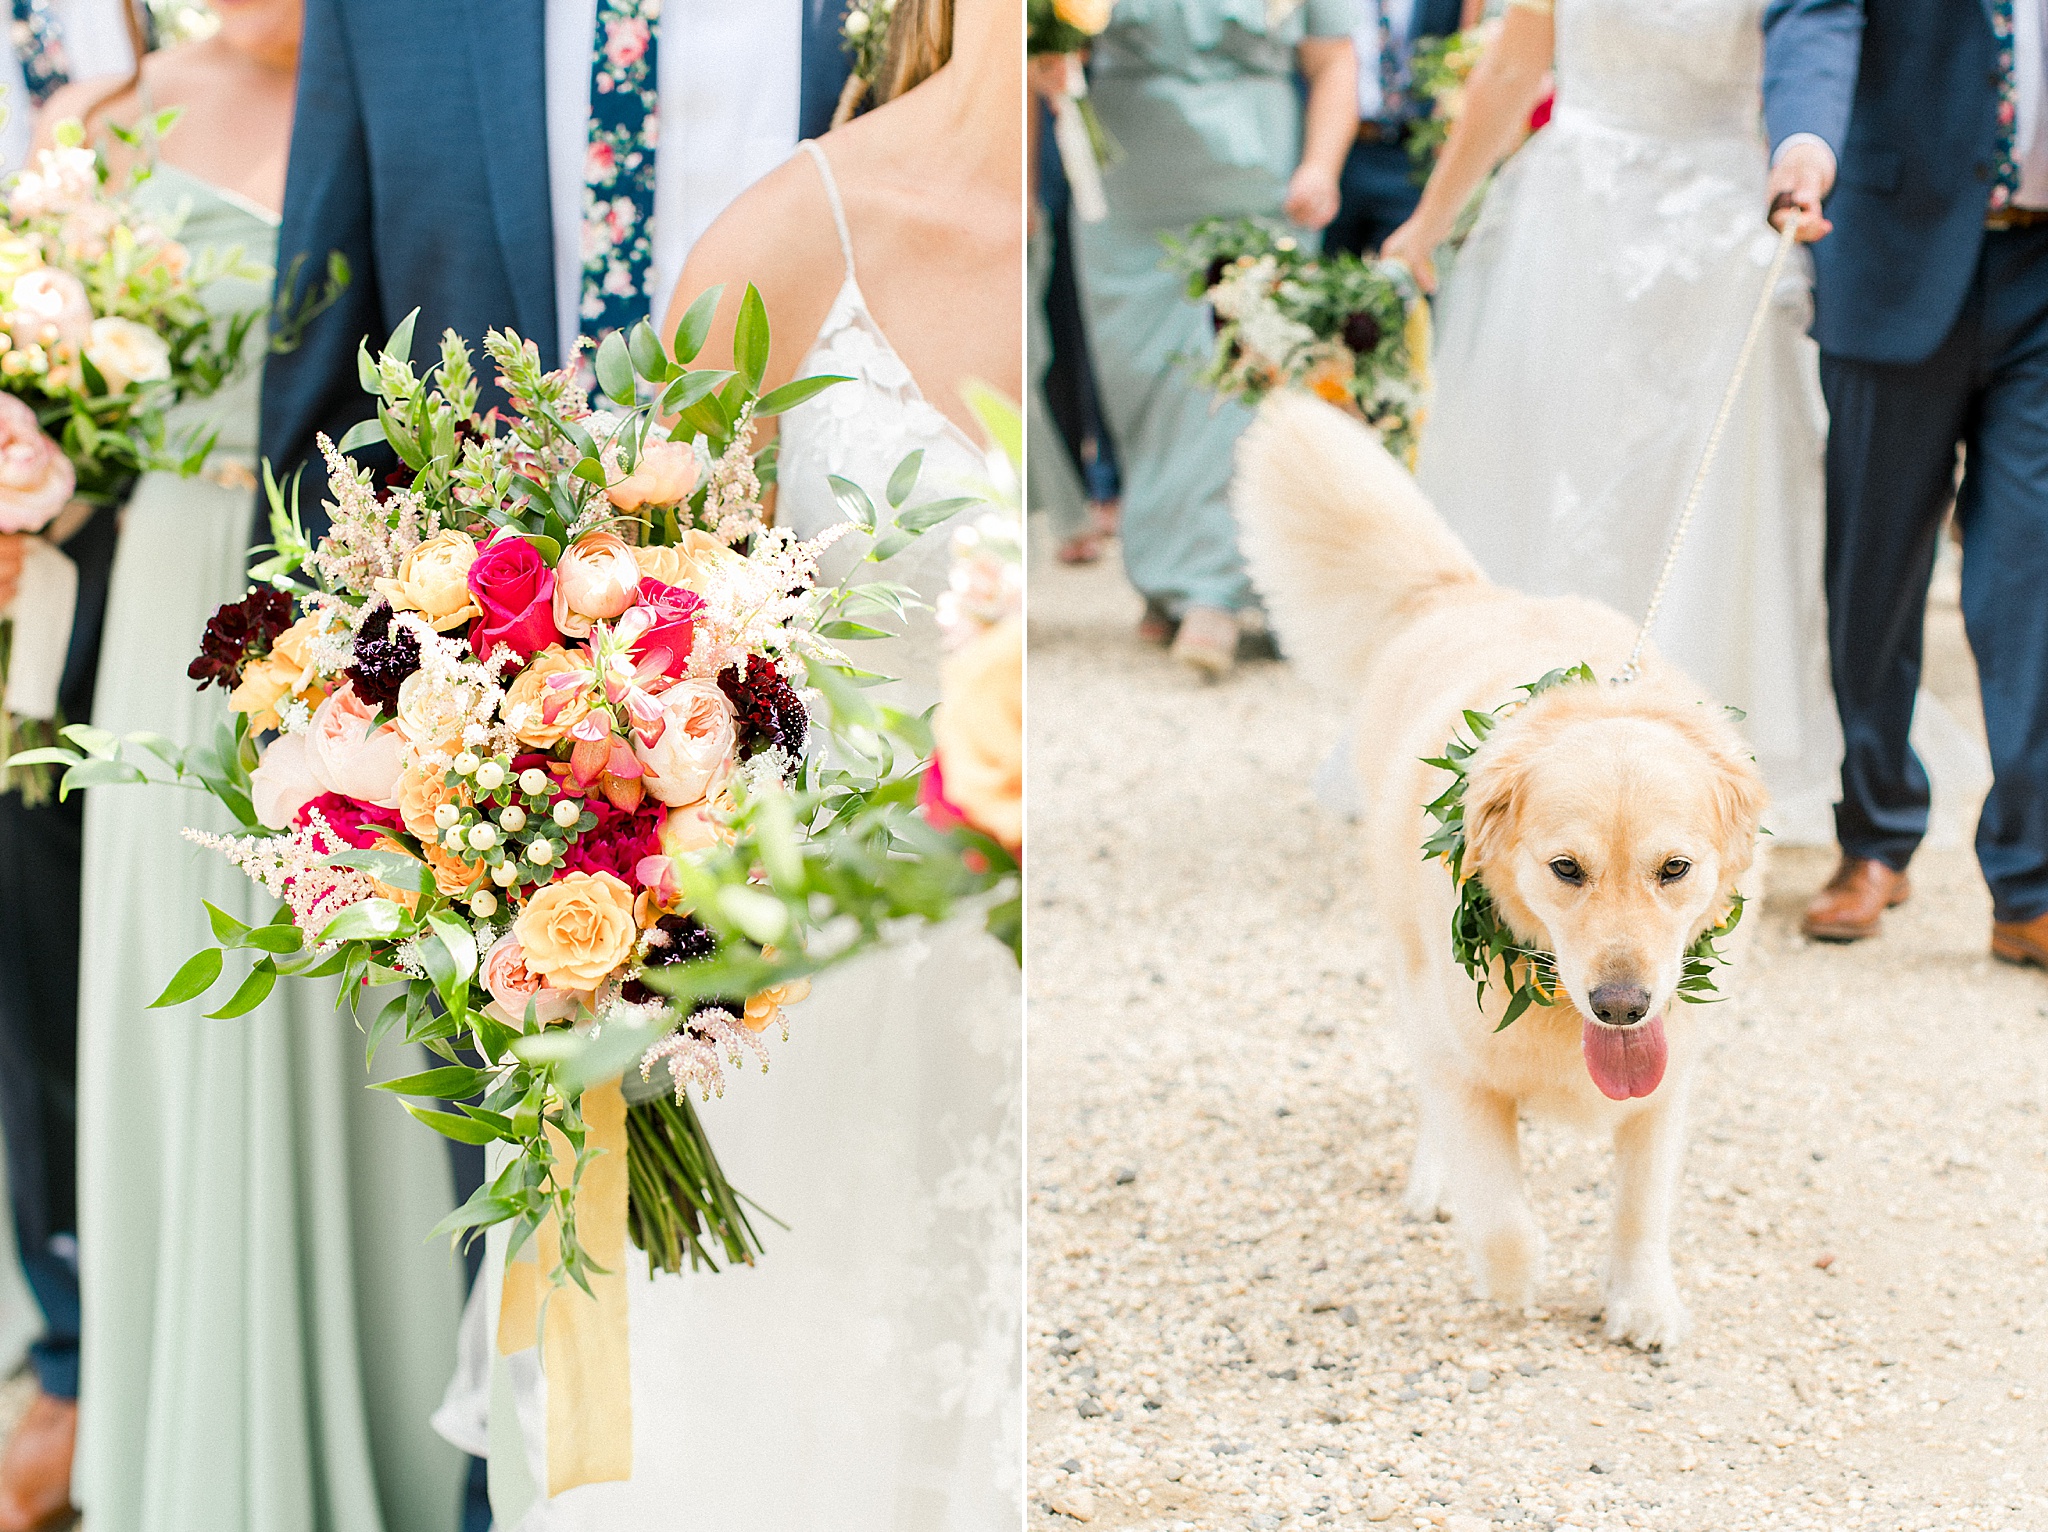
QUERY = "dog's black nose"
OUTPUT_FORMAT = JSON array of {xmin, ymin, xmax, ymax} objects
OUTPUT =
[{"xmin": 1588, "ymin": 983, "xmax": 1651, "ymax": 1027}]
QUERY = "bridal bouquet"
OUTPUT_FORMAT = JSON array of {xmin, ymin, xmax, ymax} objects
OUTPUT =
[
  {"xmin": 1167, "ymin": 216, "xmax": 1432, "ymax": 463},
  {"xmin": 922, "ymin": 496, "xmax": 1021, "ymax": 859},
  {"xmin": 1028, "ymin": 0, "xmax": 1117, "ymax": 223},
  {"xmin": 1, "ymin": 120, "xmax": 266, "ymax": 797},
  {"xmin": 16, "ymin": 289, "xmax": 1018, "ymax": 1289}
]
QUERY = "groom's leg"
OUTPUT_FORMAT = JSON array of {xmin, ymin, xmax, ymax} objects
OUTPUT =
[
  {"xmin": 1956, "ymin": 226, "xmax": 2048, "ymax": 922},
  {"xmin": 1818, "ymin": 321, "xmax": 1976, "ymax": 870}
]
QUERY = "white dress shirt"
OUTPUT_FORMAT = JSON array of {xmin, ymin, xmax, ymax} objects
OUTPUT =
[
  {"xmin": 544, "ymin": 0, "xmax": 803, "ymax": 370},
  {"xmin": 0, "ymin": 0, "xmax": 138, "ymax": 175},
  {"xmin": 1353, "ymin": 0, "xmax": 1418, "ymax": 122}
]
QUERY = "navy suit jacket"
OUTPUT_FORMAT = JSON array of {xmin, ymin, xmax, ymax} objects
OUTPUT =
[
  {"xmin": 257, "ymin": 0, "xmax": 851, "ymax": 540},
  {"xmin": 1762, "ymin": 0, "xmax": 2002, "ymax": 366}
]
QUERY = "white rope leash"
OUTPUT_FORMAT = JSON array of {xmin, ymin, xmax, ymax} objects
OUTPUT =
[{"xmin": 1613, "ymin": 217, "xmax": 1800, "ymax": 684}]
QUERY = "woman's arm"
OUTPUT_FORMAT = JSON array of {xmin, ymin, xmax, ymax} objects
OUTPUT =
[
  {"xmin": 1379, "ymin": 4, "xmax": 1553, "ymax": 289},
  {"xmin": 1284, "ymin": 36, "xmax": 1357, "ymax": 230}
]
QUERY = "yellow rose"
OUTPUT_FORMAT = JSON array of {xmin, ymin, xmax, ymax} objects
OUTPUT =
[
  {"xmin": 932, "ymin": 617, "xmax": 1022, "ymax": 853},
  {"xmin": 227, "ymin": 613, "xmax": 329, "ymax": 732},
  {"xmin": 374, "ymin": 529, "xmax": 481, "ymax": 631},
  {"xmin": 1053, "ymin": 0, "xmax": 1112, "ymax": 32},
  {"xmin": 501, "ymin": 645, "xmax": 591, "ymax": 748},
  {"xmin": 633, "ymin": 530, "xmax": 744, "ymax": 596},
  {"xmin": 513, "ymin": 871, "xmax": 639, "ymax": 992}
]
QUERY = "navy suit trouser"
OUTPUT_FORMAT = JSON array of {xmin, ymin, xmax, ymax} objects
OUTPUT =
[
  {"xmin": 1326, "ymin": 138, "xmax": 1421, "ymax": 260},
  {"xmin": 1821, "ymin": 223, "xmax": 2048, "ymax": 922}
]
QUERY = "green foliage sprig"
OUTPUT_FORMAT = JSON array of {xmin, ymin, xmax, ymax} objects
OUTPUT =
[{"xmin": 1420, "ymin": 665, "xmax": 1742, "ymax": 1031}]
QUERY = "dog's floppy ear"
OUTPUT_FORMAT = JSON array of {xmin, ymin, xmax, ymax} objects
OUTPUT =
[
  {"xmin": 1665, "ymin": 705, "xmax": 1768, "ymax": 883},
  {"xmin": 1462, "ymin": 725, "xmax": 1538, "ymax": 884}
]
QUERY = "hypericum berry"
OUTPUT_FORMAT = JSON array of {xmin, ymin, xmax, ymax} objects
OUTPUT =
[
  {"xmin": 467, "ymin": 824, "xmax": 497, "ymax": 851},
  {"xmin": 527, "ymin": 839, "xmax": 555, "ymax": 866},
  {"xmin": 552, "ymin": 799, "xmax": 580, "ymax": 829},
  {"xmin": 434, "ymin": 802, "xmax": 460, "ymax": 830},
  {"xmin": 499, "ymin": 806, "xmax": 528, "ymax": 833},
  {"xmin": 453, "ymin": 752, "xmax": 481, "ymax": 776},
  {"xmin": 492, "ymin": 862, "xmax": 520, "ymax": 887},
  {"xmin": 442, "ymin": 826, "xmax": 468, "ymax": 851},
  {"xmin": 470, "ymin": 890, "xmax": 499, "ymax": 918},
  {"xmin": 474, "ymin": 760, "xmax": 507, "ymax": 792},
  {"xmin": 520, "ymin": 768, "xmax": 550, "ymax": 795}
]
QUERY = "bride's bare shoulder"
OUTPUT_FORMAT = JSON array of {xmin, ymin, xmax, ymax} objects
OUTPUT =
[{"xmin": 670, "ymin": 149, "xmax": 844, "ymax": 388}]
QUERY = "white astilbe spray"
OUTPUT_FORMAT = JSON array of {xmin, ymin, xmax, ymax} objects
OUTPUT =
[
  {"xmin": 398, "ymin": 613, "xmax": 516, "ymax": 766},
  {"xmin": 309, "ymin": 434, "xmax": 444, "ymax": 595},
  {"xmin": 184, "ymin": 808, "xmax": 384, "ymax": 944},
  {"xmin": 639, "ymin": 1006, "xmax": 772, "ymax": 1103},
  {"xmin": 701, "ymin": 418, "xmax": 767, "ymax": 544}
]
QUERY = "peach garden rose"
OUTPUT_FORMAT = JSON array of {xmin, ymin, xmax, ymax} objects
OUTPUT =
[
  {"xmin": 0, "ymin": 392, "xmax": 73, "ymax": 533},
  {"xmin": 513, "ymin": 870, "xmax": 639, "ymax": 991}
]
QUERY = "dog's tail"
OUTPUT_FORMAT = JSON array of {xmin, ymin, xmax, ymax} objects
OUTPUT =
[{"xmin": 1233, "ymin": 392, "xmax": 1485, "ymax": 689}]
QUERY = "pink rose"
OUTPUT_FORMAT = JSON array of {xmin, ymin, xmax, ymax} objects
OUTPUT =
[
  {"xmin": 293, "ymin": 791, "xmax": 404, "ymax": 850},
  {"xmin": 466, "ymin": 533, "xmax": 560, "ymax": 663},
  {"xmin": 606, "ymin": 441, "xmax": 699, "ymax": 512},
  {"xmin": 551, "ymin": 529, "xmax": 644, "ymax": 638},
  {"xmin": 8, "ymin": 269, "xmax": 90, "ymax": 348},
  {"xmin": 634, "ymin": 679, "xmax": 736, "ymax": 807},
  {"xmin": 480, "ymin": 932, "xmax": 580, "ymax": 1028},
  {"xmin": 620, "ymin": 580, "xmax": 704, "ymax": 679},
  {"xmin": 0, "ymin": 393, "xmax": 74, "ymax": 533},
  {"xmin": 658, "ymin": 799, "xmax": 727, "ymax": 860},
  {"xmin": 250, "ymin": 731, "xmax": 320, "ymax": 830},
  {"xmin": 304, "ymin": 684, "xmax": 405, "ymax": 808}
]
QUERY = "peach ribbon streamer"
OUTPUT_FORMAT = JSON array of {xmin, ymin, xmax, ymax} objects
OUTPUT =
[{"xmin": 496, "ymin": 1077, "xmax": 633, "ymax": 1497}]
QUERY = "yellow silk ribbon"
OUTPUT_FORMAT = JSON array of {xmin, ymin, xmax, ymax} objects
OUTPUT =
[{"xmin": 497, "ymin": 1076, "xmax": 633, "ymax": 1497}]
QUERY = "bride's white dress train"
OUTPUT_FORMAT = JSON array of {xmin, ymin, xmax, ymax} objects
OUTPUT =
[
  {"xmin": 468, "ymin": 140, "xmax": 1022, "ymax": 1530},
  {"xmin": 1416, "ymin": 0, "xmax": 1852, "ymax": 843}
]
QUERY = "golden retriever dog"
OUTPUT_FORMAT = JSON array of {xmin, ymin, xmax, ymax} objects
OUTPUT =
[{"xmin": 1233, "ymin": 395, "xmax": 1765, "ymax": 1350}]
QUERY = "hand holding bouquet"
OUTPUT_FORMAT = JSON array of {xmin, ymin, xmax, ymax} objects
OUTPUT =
[{"xmin": 1166, "ymin": 216, "xmax": 1432, "ymax": 463}]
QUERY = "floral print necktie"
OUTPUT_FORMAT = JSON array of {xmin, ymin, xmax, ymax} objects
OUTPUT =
[
  {"xmin": 9, "ymin": 0, "xmax": 69, "ymax": 108},
  {"xmin": 579, "ymin": 0, "xmax": 660, "ymax": 361},
  {"xmin": 1989, "ymin": 0, "xmax": 2021, "ymax": 211},
  {"xmin": 1372, "ymin": 0, "xmax": 1408, "ymax": 125}
]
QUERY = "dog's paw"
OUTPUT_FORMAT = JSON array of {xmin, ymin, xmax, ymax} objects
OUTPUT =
[
  {"xmin": 1402, "ymin": 1165, "xmax": 1449, "ymax": 1223},
  {"xmin": 1602, "ymin": 1276, "xmax": 1690, "ymax": 1353}
]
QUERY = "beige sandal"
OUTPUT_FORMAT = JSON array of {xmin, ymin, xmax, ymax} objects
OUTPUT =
[{"xmin": 1171, "ymin": 604, "xmax": 1238, "ymax": 678}]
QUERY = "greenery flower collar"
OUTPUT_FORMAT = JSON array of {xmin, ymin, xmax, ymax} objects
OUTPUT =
[{"xmin": 1420, "ymin": 665, "xmax": 1743, "ymax": 1031}]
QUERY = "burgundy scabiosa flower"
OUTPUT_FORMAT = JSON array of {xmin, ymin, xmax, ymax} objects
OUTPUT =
[
  {"xmin": 188, "ymin": 586, "xmax": 294, "ymax": 692},
  {"xmin": 344, "ymin": 601, "xmax": 423, "ymax": 714},
  {"xmin": 718, "ymin": 656, "xmax": 808, "ymax": 766},
  {"xmin": 1341, "ymin": 310, "xmax": 1382, "ymax": 355},
  {"xmin": 621, "ymin": 912, "xmax": 725, "ymax": 1006}
]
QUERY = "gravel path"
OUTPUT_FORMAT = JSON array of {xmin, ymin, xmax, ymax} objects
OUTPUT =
[{"xmin": 1027, "ymin": 547, "xmax": 2048, "ymax": 1532}]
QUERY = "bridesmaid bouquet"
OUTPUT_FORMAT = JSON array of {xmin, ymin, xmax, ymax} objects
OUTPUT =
[
  {"xmin": 921, "ymin": 483, "xmax": 1022, "ymax": 860},
  {"xmin": 16, "ymin": 288, "xmax": 1020, "ymax": 1287},
  {"xmin": 1167, "ymin": 216, "xmax": 1433, "ymax": 463},
  {"xmin": 1028, "ymin": 0, "xmax": 1117, "ymax": 223},
  {"xmin": 0, "ymin": 120, "xmax": 268, "ymax": 797}
]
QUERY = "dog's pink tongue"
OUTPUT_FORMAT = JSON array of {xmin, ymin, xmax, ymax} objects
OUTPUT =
[{"xmin": 1582, "ymin": 1014, "xmax": 1667, "ymax": 1100}]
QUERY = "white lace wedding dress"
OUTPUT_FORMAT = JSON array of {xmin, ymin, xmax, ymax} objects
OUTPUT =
[
  {"xmin": 1416, "ymin": 0, "xmax": 1855, "ymax": 841},
  {"xmin": 469, "ymin": 140, "xmax": 1022, "ymax": 1531}
]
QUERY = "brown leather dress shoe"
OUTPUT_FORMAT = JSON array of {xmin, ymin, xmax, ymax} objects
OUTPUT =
[
  {"xmin": 1801, "ymin": 855, "xmax": 1911, "ymax": 942},
  {"xmin": 0, "ymin": 1391, "xmax": 76, "ymax": 1532},
  {"xmin": 1992, "ymin": 909, "xmax": 2048, "ymax": 969}
]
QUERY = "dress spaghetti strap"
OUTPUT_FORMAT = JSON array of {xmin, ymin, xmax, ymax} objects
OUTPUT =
[{"xmin": 798, "ymin": 139, "xmax": 857, "ymax": 283}]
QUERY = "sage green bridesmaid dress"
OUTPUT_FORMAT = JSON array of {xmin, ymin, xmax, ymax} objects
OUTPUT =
[
  {"xmin": 1076, "ymin": 0, "xmax": 1352, "ymax": 616},
  {"xmin": 72, "ymin": 166, "xmax": 466, "ymax": 1532}
]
